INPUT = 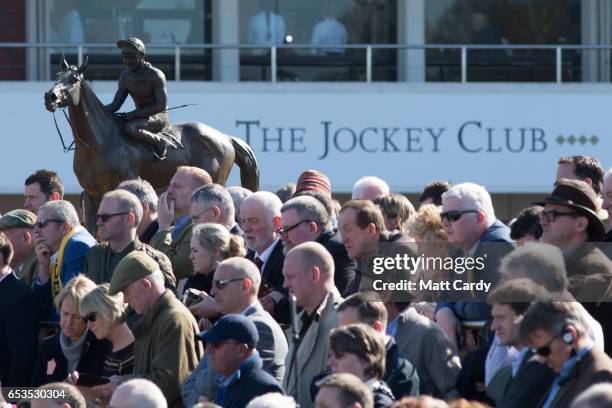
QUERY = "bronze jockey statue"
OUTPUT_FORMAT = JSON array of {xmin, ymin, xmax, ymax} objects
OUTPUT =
[{"xmin": 106, "ymin": 38, "xmax": 171, "ymax": 159}]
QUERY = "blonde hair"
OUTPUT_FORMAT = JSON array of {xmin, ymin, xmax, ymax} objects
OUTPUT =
[
  {"xmin": 54, "ymin": 274, "xmax": 97, "ymax": 311},
  {"xmin": 79, "ymin": 283, "xmax": 126, "ymax": 325},
  {"xmin": 406, "ymin": 204, "xmax": 447, "ymax": 242},
  {"xmin": 192, "ymin": 223, "xmax": 246, "ymax": 259}
]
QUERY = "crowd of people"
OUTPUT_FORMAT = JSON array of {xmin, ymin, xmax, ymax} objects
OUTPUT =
[{"xmin": 1, "ymin": 154, "xmax": 612, "ymax": 408}]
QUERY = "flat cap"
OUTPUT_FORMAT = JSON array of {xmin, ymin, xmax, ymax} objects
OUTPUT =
[
  {"xmin": 0, "ymin": 209, "xmax": 37, "ymax": 230},
  {"xmin": 109, "ymin": 251, "xmax": 158, "ymax": 295}
]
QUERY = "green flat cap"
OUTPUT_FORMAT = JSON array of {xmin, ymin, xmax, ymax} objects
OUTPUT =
[
  {"xmin": 109, "ymin": 251, "xmax": 159, "ymax": 295},
  {"xmin": 0, "ymin": 209, "xmax": 37, "ymax": 230}
]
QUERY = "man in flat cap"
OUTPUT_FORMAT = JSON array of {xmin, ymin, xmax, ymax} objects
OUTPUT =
[
  {"xmin": 535, "ymin": 178, "xmax": 612, "ymax": 355},
  {"xmin": 106, "ymin": 37, "xmax": 171, "ymax": 160},
  {"xmin": 0, "ymin": 209, "xmax": 38, "ymax": 286},
  {"xmin": 104, "ymin": 251, "xmax": 202, "ymax": 408}
]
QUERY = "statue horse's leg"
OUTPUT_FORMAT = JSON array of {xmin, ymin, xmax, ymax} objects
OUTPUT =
[{"xmin": 81, "ymin": 191, "xmax": 100, "ymax": 235}]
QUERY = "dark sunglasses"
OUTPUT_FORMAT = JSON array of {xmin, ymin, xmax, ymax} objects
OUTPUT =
[
  {"xmin": 213, "ymin": 277, "xmax": 245, "ymax": 290},
  {"xmin": 82, "ymin": 312, "xmax": 97, "ymax": 323},
  {"xmin": 277, "ymin": 220, "xmax": 313, "ymax": 237},
  {"xmin": 35, "ymin": 219, "xmax": 65, "ymax": 228},
  {"xmin": 96, "ymin": 212, "xmax": 130, "ymax": 222},
  {"xmin": 532, "ymin": 335, "xmax": 558, "ymax": 357},
  {"xmin": 440, "ymin": 210, "xmax": 479, "ymax": 222},
  {"xmin": 540, "ymin": 210, "xmax": 578, "ymax": 223}
]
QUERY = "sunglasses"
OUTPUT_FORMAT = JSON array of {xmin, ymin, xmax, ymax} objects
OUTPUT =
[
  {"xmin": 96, "ymin": 212, "xmax": 129, "ymax": 222},
  {"xmin": 277, "ymin": 220, "xmax": 313, "ymax": 237},
  {"xmin": 213, "ymin": 277, "xmax": 245, "ymax": 290},
  {"xmin": 440, "ymin": 210, "xmax": 479, "ymax": 222},
  {"xmin": 532, "ymin": 334, "xmax": 559, "ymax": 357},
  {"xmin": 540, "ymin": 210, "xmax": 578, "ymax": 223},
  {"xmin": 82, "ymin": 312, "xmax": 97, "ymax": 323},
  {"xmin": 35, "ymin": 219, "xmax": 65, "ymax": 228}
]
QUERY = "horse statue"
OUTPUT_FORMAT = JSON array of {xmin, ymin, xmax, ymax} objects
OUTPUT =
[{"xmin": 44, "ymin": 57, "xmax": 259, "ymax": 232}]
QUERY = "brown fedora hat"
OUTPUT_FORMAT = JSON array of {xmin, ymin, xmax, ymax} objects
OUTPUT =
[{"xmin": 533, "ymin": 178, "xmax": 605, "ymax": 240}]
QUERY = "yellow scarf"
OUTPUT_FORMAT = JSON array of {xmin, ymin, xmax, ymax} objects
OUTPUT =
[{"xmin": 50, "ymin": 225, "xmax": 85, "ymax": 298}]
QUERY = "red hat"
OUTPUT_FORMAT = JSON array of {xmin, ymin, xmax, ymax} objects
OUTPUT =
[{"xmin": 296, "ymin": 170, "xmax": 332, "ymax": 197}]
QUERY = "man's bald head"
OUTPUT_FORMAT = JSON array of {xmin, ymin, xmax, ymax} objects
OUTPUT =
[
  {"xmin": 109, "ymin": 379, "xmax": 167, "ymax": 408},
  {"xmin": 216, "ymin": 257, "xmax": 261, "ymax": 295},
  {"xmin": 288, "ymin": 241, "xmax": 335, "ymax": 282}
]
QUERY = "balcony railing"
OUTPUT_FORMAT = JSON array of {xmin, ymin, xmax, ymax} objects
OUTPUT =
[{"xmin": 0, "ymin": 42, "xmax": 610, "ymax": 83}]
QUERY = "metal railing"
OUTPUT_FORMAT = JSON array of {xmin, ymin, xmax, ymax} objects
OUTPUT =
[{"xmin": 1, "ymin": 42, "xmax": 611, "ymax": 83}]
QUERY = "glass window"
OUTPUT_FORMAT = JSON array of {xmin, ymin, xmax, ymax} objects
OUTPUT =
[
  {"xmin": 238, "ymin": 0, "xmax": 397, "ymax": 81},
  {"xmin": 45, "ymin": 0, "xmax": 211, "ymax": 80},
  {"xmin": 426, "ymin": 0, "xmax": 581, "ymax": 82}
]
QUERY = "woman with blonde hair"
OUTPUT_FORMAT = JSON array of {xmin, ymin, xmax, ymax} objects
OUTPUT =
[
  {"xmin": 32, "ymin": 275, "xmax": 111, "ymax": 386},
  {"xmin": 405, "ymin": 204, "xmax": 449, "ymax": 318},
  {"xmin": 78, "ymin": 283, "xmax": 134, "ymax": 378},
  {"xmin": 185, "ymin": 222, "xmax": 246, "ymax": 297}
]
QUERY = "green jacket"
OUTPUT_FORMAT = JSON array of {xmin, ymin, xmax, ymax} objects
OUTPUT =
[
  {"xmin": 132, "ymin": 290, "xmax": 203, "ymax": 408},
  {"xmin": 83, "ymin": 238, "xmax": 177, "ymax": 291},
  {"xmin": 150, "ymin": 221, "xmax": 193, "ymax": 281},
  {"xmin": 17, "ymin": 248, "xmax": 38, "ymax": 288}
]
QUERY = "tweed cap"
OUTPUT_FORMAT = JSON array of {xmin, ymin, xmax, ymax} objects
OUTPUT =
[
  {"xmin": 532, "ymin": 178, "xmax": 606, "ymax": 240},
  {"xmin": 295, "ymin": 170, "xmax": 332, "ymax": 197},
  {"xmin": 109, "ymin": 251, "xmax": 158, "ymax": 295},
  {"xmin": 0, "ymin": 209, "xmax": 37, "ymax": 230},
  {"xmin": 117, "ymin": 38, "xmax": 146, "ymax": 55}
]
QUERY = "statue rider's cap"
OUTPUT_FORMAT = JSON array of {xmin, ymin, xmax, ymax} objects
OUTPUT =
[{"xmin": 117, "ymin": 38, "xmax": 146, "ymax": 56}]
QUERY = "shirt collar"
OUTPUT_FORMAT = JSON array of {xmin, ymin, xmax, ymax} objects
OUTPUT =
[
  {"xmin": 174, "ymin": 215, "xmax": 191, "ymax": 231},
  {"xmin": 255, "ymin": 237, "xmax": 279, "ymax": 264},
  {"xmin": 559, "ymin": 343, "xmax": 593, "ymax": 379}
]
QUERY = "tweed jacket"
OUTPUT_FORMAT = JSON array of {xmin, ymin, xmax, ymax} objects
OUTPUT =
[
  {"xmin": 131, "ymin": 290, "xmax": 203, "ymax": 408},
  {"xmin": 394, "ymin": 307, "xmax": 461, "ymax": 399},
  {"xmin": 283, "ymin": 290, "xmax": 342, "ymax": 408}
]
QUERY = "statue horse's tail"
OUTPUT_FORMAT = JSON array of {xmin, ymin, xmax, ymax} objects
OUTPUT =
[{"xmin": 230, "ymin": 136, "xmax": 260, "ymax": 192}]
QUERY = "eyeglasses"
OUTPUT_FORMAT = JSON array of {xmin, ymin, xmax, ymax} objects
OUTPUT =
[
  {"xmin": 82, "ymin": 312, "xmax": 97, "ymax": 323},
  {"xmin": 213, "ymin": 277, "xmax": 245, "ymax": 290},
  {"xmin": 540, "ymin": 210, "xmax": 579, "ymax": 223},
  {"xmin": 35, "ymin": 219, "xmax": 65, "ymax": 228},
  {"xmin": 191, "ymin": 207, "xmax": 214, "ymax": 224},
  {"xmin": 96, "ymin": 212, "xmax": 130, "ymax": 222},
  {"xmin": 440, "ymin": 210, "xmax": 479, "ymax": 222},
  {"xmin": 531, "ymin": 334, "xmax": 560, "ymax": 357},
  {"xmin": 277, "ymin": 220, "xmax": 314, "ymax": 237}
]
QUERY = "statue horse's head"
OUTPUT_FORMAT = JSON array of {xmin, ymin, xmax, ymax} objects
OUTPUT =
[{"xmin": 44, "ymin": 56, "xmax": 88, "ymax": 112}]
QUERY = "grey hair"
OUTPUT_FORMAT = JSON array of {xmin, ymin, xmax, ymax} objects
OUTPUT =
[
  {"xmin": 146, "ymin": 269, "xmax": 165, "ymax": 287},
  {"xmin": 519, "ymin": 301, "xmax": 588, "ymax": 343},
  {"xmin": 281, "ymin": 195, "xmax": 330, "ymax": 229},
  {"xmin": 39, "ymin": 200, "xmax": 80, "ymax": 227},
  {"xmin": 227, "ymin": 186, "xmax": 253, "ymax": 221},
  {"xmin": 500, "ymin": 242, "xmax": 568, "ymax": 293},
  {"xmin": 246, "ymin": 393, "xmax": 296, "ymax": 408},
  {"xmin": 241, "ymin": 191, "xmax": 283, "ymax": 221},
  {"xmin": 103, "ymin": 189, "xmax": 144, "ymax": 226},
  {"xmin": 352, "ymin": 176, "xmax": 390, "ymax": 200},
  {"xmin": 191, "ymin": 184, "xmax": 235, "ymax": 226},
  {"xmin": 571, "ymin": 383, "xmax": 612, "ymax": 408},
  {"xmin": 111, "ymin": 379, "xmax": 167, "ymax": 408},
  {"xmin": 442, "ymin": 182, "xmax": 496, "ymax": 228},
  {"xmin": 117, "ymin": 178, "xmax": 159, "ymax": 212}
]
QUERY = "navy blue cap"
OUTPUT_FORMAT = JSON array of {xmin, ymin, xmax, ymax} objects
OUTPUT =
[{"xmin": 198, "ymin": 314, "xmax": 259, "ymax": 347}]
